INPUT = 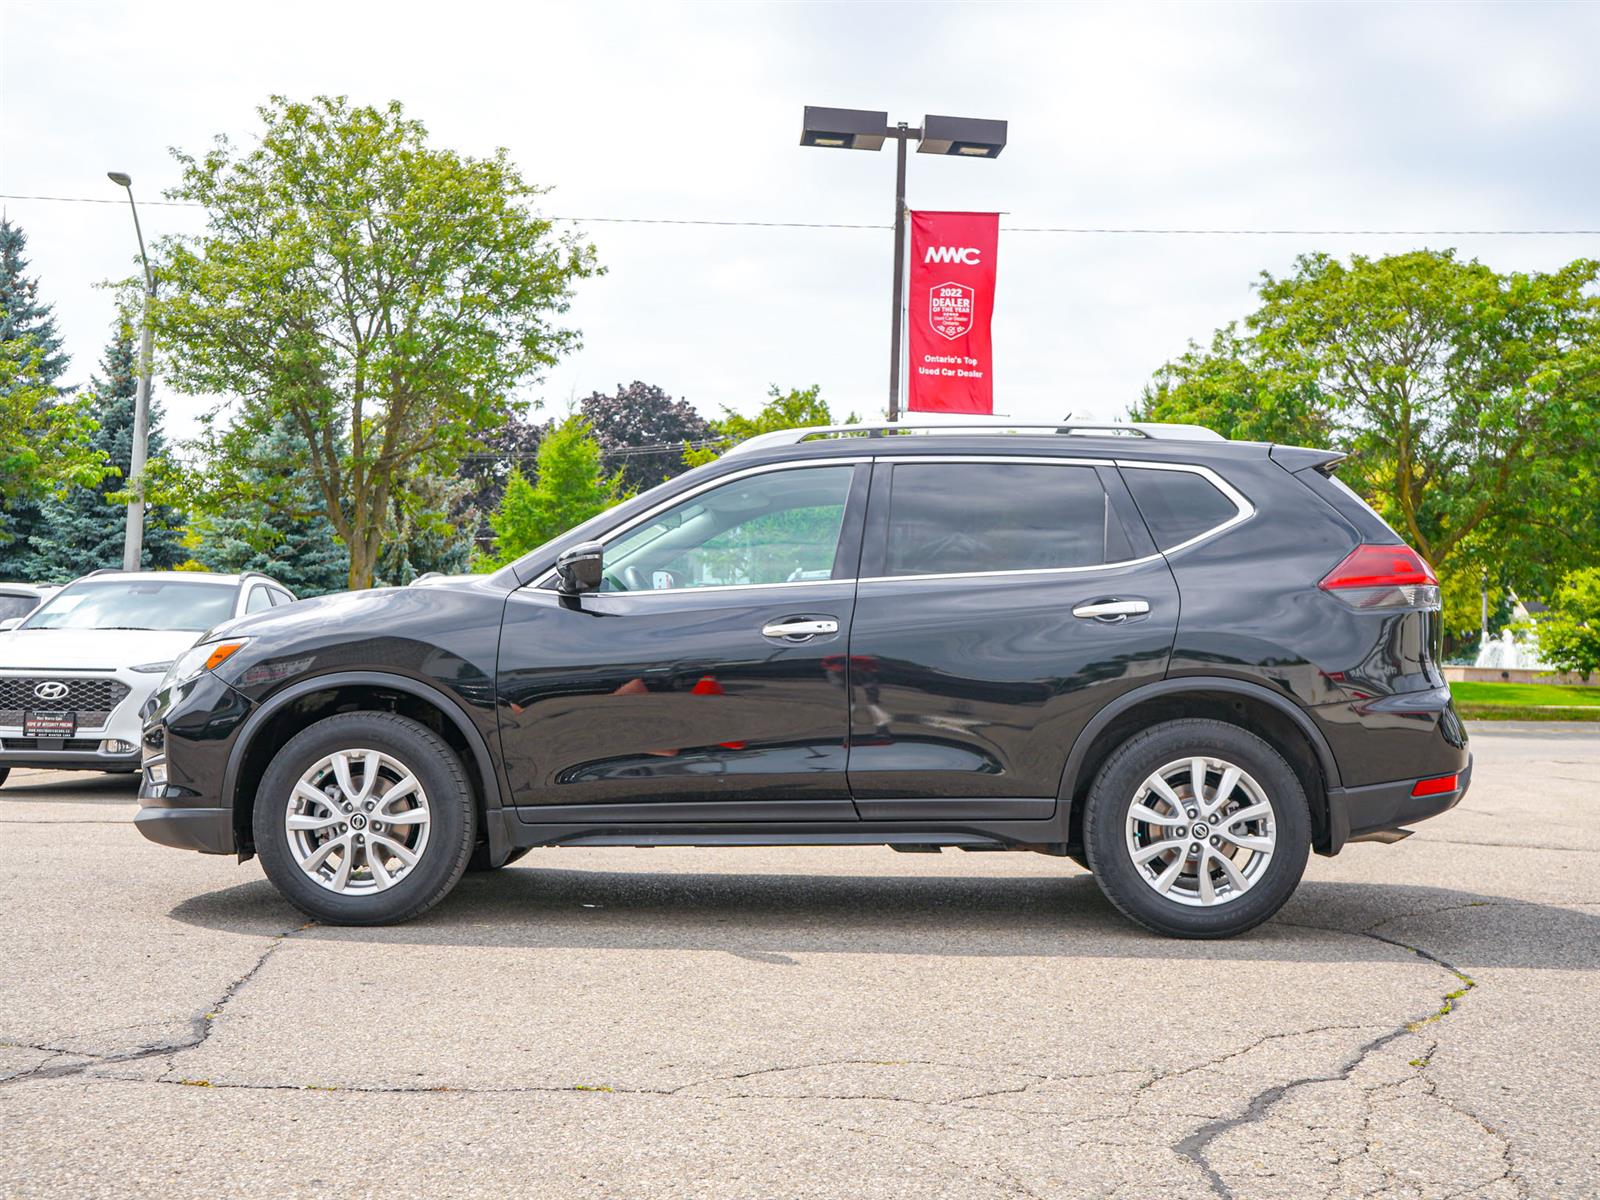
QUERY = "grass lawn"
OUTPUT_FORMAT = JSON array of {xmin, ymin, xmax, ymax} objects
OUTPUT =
[{"xmin": 1450, "ymin": 680, "xmax": 1600, "ymax": 721}]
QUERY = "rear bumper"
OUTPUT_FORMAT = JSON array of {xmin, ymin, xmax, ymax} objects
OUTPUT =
[
  {"xmin": 1325, "ymin": 754, "xmax": 1472, "ymax": 854},
  {"xmin": 133, "ymin": 805, "xmax": 235, "ymax": 855}
]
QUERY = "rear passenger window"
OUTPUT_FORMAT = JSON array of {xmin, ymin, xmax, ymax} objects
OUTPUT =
[
  {"xmin": 245, "ymin": 587, "xmax": 273, "ymax": 614},
  {"xmin": 885, "ymin": 463, "xmax": 1110, "ymax": 576},
  {"xmin": 1121, "ymin": 467, "xmax": 1239, "ymax": 551}
]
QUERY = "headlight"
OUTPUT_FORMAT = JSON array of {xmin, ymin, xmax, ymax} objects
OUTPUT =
[{"xmin": 160, "ymin": 637, "xmax": 251, "ymax": 691}]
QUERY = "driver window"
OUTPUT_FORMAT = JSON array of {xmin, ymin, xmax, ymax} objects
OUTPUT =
[{"xmin": 601, "ymin": 465, "xmax": 855, "ymax": 592}]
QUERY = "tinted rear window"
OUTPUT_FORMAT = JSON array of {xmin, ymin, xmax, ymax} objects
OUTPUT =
[
  {"xmin": 1121, "ymin": 467, "xmax": 1239, "ymax": 551},
  {"xmin": 885, "ymin": 463, "xmax": 1109, "ymax": 575}
]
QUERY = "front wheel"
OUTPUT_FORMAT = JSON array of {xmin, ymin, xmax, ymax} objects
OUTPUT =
[
  {"xmin": 254, "ymin": 712, "xmax": 476, "ymax": 925},
  {"xmin": 1083, "ymin": 718, "xmax": 1310, "ymax": 939}
]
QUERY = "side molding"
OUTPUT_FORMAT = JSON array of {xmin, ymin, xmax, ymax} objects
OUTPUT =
[{"xmin": 223, "ymin": 670, "xmax": 509, "ymax": 862}]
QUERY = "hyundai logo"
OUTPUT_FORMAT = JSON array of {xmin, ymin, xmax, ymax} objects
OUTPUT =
[{"xmin": 33, "ymin": 680, "xmax": 70, "ymax": 702}]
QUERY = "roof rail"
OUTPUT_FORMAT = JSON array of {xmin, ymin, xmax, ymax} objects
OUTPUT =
[{"xmin": 722, "ymin": 419, "xmax": 1225, "ymax": 458}]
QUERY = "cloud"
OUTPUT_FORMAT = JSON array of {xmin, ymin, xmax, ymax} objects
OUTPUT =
[{"xmin": 3, "ymin": 0, "xmax": 1595, "ymax": 440}]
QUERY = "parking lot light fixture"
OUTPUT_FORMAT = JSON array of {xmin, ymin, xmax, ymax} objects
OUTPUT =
[
  {"xmin": 106, "ymin": 171, "xmax": 156, "ymax": 572},
  {"xmin": 916, "ymin": 114, "xmax": 1008, "ymax": 158},
  {"xmin": 800, "ymin": 105, "xmax": 1007, "ymax": 420}
]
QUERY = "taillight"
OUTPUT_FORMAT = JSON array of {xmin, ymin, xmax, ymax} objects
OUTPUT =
[{"xmin": 1318, "ymin": 544, "xmax": 1441, "ymax": 610}]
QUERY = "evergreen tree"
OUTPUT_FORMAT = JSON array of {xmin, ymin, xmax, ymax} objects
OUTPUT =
[
  {"xmin": 185, "ymin": 418, "xmax": 350, "ymax": 596},
  {"xmin": 374, "ymin": 471, "xmax": 478, "ymax": 585},
  {"xmin": 0, "ymin": 218, "xmax": 67, "ymax": 383},
  {"xmin": 0, "ymin": 217, "xmax": 74, "ymax": 575},
  {"xmin": 20, "ymin": 322, "xmax": 185, "ymax": 581},
  {"xmin": 484, "ymin": 415, "xmax": 629, "ymax": 567}
]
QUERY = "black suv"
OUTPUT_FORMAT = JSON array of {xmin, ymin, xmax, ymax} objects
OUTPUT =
[{"xmin": 136, "ymin": 422, "xmax": 1469, "ymax": 938}]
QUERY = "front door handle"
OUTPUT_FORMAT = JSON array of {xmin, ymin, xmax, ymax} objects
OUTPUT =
[
  {"xmin": 761, "ymin": 618, "xmax": 839, "ymax": 640},
  {"xmin": 1072, "ymin": 599, "xmax": 1150, "ymax": 622}
]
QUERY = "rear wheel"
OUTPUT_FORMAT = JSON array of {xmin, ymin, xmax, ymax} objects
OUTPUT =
[
  {"xmin": 254, "ymin": 712, "xmax": 475, "ymax": 925},
  {"xmin": 1083, "ymin": 718, "xmax": 1310, "ymax": 939}
]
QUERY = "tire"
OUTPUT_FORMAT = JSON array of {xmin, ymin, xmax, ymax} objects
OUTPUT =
[
  {"xmin": 467, "ymin": 844, "xmax": 530, "ymax": 872},
  {"xmin": 1083, "ymin": 718, "xmax": 1310, "ymax": 939},
  {"xmin": 0, "ymin": 767, "xmax": 9, "ymax": 788},
  {"xmin": 253, "ymin": 712, "xmax": 476, "ymax": 925}
]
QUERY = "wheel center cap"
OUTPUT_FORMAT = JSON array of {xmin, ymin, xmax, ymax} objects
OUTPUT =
[
  {"xmin": 1191, "ymin": 823, "xmax": 1209, "ymax": 839},
  {"xmin": 349, "ymin": 813, "xmax": 367, "ymax": 830}
]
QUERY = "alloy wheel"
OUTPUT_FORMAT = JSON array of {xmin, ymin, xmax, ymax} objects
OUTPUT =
[
  {"xmin": 1123, "ymin": 755, "xmax": 1276, "ymax": 907},
  {"xmin": 284, "ymin": 749, "xmax": 431, "ymax": 894}
]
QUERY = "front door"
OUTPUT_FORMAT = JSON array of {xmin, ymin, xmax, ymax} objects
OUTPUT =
[
  {"xmin": 498, "ymin": 461, "xmax": 870, "ymax": 822},
  {"xmin": 844, "ymin": 456, "xmax": 1180, "ymax": 818}
]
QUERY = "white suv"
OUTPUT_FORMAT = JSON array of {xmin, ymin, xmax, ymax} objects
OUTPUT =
[{"xmin": 0, "ymin": 571, "xmax": 296, "ymax": 786}]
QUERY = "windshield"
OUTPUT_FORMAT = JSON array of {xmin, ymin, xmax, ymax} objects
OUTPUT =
[{"xmin": 21, "ymin": 579, "xmax": 236, "ymax": 632}]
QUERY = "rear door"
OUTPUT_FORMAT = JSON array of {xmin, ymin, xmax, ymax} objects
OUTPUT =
[{"xmin": 844, "ymin": 455, "xmax": 1180, "ymax": 817}]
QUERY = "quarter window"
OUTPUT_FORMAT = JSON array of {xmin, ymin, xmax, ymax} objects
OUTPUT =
[
  {"xmin": 1121, "ymin": 467, "xmax": 1239, "ymax": 551},
  {"xmin": 884, "ymin": 463, "xmax": 1111, "ymax": 576},
  {"xmin": 601, "ymin": 465, "xmax": 856, "ymax": 591}
]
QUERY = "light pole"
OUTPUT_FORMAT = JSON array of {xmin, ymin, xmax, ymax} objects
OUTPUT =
[
  {"xmin": 107, "ymin": 171, "xmax": 155, "ymax": 572},
  {"xmin": 800, "ymin": 107, "xmax": 1007, "ymax": 421}
]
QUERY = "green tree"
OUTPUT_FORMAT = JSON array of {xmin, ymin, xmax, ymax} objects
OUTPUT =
[
  {"xmin": 20, "ymin": 322, "xmax": 186, "ymax": 580},
  {"xmin": 374, "ymin": 470, "xmax": 477, "ymax": 585},
  {"xmin": 0, "ymin": 217, "xmax": 103, "ymax": 569},
  {"xmin": 684, "ymin": 385, "xmax": 852, "ymax": 467},
  {"xmin": 0, "ymin": 339, "xmax": 107, "ymax": 553},
  {"xmin": 154, "ymin": 95, "xmax": 599, "ymax": 589},
  {"xmin": 1136, "ymin": 251, "xmax": 1600, "ymax": 594},
  {"xmin": 484, "ymin": 415, "xmax": 627, "ymax": 566},
  {"xmin": 1531, "ymin": 567, "xmax": 1600, "ymax": 679},
  {"xmin": 184, "ymin": 417, "xmax": 350, "ymax": 596},
  {"xmin": 0, "ymin": 218, "xmax": 67, "ymax": 382}
]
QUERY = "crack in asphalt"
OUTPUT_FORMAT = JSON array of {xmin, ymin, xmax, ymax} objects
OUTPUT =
[
  {"xmin": 0, "ymin": 919, "xmax": 311, "ymax": 1091},
  {"xmin": 1170, "ymin": 919, "xmax": 1523, "ymax": 1200}
]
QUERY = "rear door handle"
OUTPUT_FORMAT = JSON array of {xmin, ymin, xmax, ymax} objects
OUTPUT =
[
  {"xmin": 1072, "ymin": 599, "xmax": 1150, "ymax": 621},
  {"xmin": 761, "ymin": 618, "xmax": 839, "ymax": 640}
]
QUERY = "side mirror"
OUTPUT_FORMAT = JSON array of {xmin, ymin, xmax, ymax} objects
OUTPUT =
[
  {"xmin": 0, "ymin": 617, "xmax": 19, "ymax": 632},
  {"xmin": 555, "ymin": 541, "xmax": 604, "ymax": 594}
]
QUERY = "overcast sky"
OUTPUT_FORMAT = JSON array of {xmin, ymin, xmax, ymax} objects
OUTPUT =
[{"xmin": 2, "ymin": 0, "xmax": 1597, "ymax": 442}]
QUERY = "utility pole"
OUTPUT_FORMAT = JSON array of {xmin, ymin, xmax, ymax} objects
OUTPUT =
[
  {"xmin": 887, "ymin": 122, "xmax": 911, "ymax": 421},
  {"xmin": 108, "ymin": 172, "xmax": 154, "ymax": 572}
]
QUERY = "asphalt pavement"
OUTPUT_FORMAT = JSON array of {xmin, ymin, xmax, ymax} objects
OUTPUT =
[{"xmin": 1, "ymin": 722, "xmax": 1595, "ymax": 1198}]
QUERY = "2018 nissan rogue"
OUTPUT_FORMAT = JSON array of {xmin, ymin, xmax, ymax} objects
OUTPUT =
[{"xmin": 134, "ymin": 422, "xmax": 1470, "ymax": 938}]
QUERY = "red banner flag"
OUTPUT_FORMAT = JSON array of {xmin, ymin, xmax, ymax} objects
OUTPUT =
[{"xmin": 907, "ymin": 211, "xmax": 999, "ymax": 414}]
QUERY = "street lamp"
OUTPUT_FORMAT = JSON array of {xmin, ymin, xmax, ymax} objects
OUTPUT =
[
  {"xmin": 107, "ymin": 171, "xmax": 155, "ymax": 572},
  {"xmin": 800, "ymin": 106, "xmax": 1007, "ymax": 420}
]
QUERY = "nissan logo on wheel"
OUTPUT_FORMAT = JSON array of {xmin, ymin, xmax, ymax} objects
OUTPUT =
[{"xmin": 33, "ymin": 680, "xmax": 70, "ymax": 703}]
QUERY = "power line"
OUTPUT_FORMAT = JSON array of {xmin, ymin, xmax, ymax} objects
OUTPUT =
[{"xmin": 1, "ymin": 193, "xmax": 1595, "ymax": 236}]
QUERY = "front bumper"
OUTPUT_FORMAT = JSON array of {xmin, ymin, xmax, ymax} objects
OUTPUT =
[
  {"xmin": 134, "ymin": 671, "xmax": 255, "ymax": 856},
  {"xmin": 133, "ymin": 805, "xmax": 235, "ymax": 854},
  {"xmin": 0, "ymin": 745, "xmax": 141, "ymax": 772}
]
